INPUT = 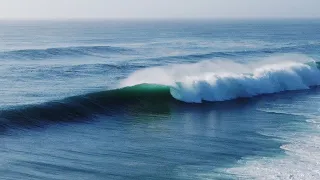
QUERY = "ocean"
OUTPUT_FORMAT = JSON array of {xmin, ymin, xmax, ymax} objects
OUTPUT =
[{"xmin": 0, "ymin": 20, "xmax": 319, "ymax": 180}]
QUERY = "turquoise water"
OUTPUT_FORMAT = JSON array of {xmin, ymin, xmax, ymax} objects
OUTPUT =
[{"xmin": 0, "ymin": 20, "xmax": 320, "ymax": 179}]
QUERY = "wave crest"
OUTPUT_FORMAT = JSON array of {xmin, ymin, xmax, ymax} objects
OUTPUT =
[{"xmin": 121, "ymin": 55, "xmax": 320, "ymax": 103}]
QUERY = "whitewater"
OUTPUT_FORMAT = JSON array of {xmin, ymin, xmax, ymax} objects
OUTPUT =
[{"xmin": 122, "ymin": 55, "xmax": 320, "ymax": 103}]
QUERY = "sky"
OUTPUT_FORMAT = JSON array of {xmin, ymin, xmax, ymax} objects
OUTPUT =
[{"xmin": 0, "ymin": 0, "xmax": 319, "ymax": 19}]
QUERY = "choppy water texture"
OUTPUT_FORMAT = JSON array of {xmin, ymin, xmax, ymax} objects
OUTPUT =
[{"xmin": 0, "ymin": 20, "xmax": 320, "ymax": 180}]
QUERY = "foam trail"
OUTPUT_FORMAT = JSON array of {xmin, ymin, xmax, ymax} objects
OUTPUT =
[
  {"xmin": 121, "ymin": 55, "xmax": 320, "ymax": 103},
  {"xmin": 224, "ymin": 119, "xmax": 320, "ymax": 180}
]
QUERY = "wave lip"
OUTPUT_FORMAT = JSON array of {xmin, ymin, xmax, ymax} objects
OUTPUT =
[{"xmin": 0, "ymin": 45, "xmax": 132, "ymax": 60}]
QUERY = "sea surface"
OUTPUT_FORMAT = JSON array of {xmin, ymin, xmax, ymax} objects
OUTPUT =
[{"xmin": 0, "ymin": 20, "xmax": 320, "ymax": 180}]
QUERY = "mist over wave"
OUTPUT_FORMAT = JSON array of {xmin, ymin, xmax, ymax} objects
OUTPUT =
[{"xmin": 121, "ymin": 54, "xmax": 320, "ymax": 103}]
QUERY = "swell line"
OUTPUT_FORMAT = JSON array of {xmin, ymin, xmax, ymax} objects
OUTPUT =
[
  {"xmin": 0, "ymin": 45, "xmax": 132, "ymax": 60},
  {"xmin": 147, "ymin": 43, "xmax": 320, "ymax": 62}
]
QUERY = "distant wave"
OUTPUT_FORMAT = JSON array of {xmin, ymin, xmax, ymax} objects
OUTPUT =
[
  {"xmin": 1, "ymin": 43, "xmax": 318, "ymax": 61},
  {"xmin": 0, "ymin": 45, "xmax": 132, "ymax": 60},
  {"xmin": 147, "ymin": 43, "xmax": 320, "ymax": 62}
]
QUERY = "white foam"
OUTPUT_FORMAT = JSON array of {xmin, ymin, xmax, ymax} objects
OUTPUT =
[
  {"xmin": 224, "ymin": 129, "xmax": 320, "ymax": 180},
  {"xmin": 223, "ymin": 97, "xmax": 320, "ymax": 180},
  {"xmin": 121, "ymin": 55, "xmax": 320, "ymax": 103}
]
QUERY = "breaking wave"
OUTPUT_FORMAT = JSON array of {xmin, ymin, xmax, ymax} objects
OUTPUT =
[
  {"xmin": 1, "ymin": 55, "xmax": 320, "ymax": 130},
  {"xmin": 122, "ymin": 55, "xmax": 320, "ymax": 103}
]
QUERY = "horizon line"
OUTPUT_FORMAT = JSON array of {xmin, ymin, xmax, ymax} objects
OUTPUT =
[{"xmin": 0, "ymin": 17, "xmax": 320, "ymax": 21}]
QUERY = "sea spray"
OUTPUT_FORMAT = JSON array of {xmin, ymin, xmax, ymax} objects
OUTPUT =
[{"xmin": 121, "ymin": 55, "xmax": 320, "ymax": 103}]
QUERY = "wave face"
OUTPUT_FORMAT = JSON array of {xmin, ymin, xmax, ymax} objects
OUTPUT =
[
  {"xmin": 0, "ymin": 84, "xmax": 174, "ymax": 130},
  {"xmin": 121, "ymin": 55, "xmax": 320, "ymax": 103},
  {"xmin": 0, "ymin": 45, "xmax": 131, "ymax": 60}
]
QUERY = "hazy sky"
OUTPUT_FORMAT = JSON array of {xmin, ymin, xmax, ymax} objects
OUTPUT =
[{"xmin": 0, "ymin": 0, "xmax": 319, "ymax": 19}]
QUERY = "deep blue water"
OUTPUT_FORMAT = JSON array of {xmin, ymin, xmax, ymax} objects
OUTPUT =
[{"xmin": 0, "ymin": 20, "xmax": 320, "ymax": 180}]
